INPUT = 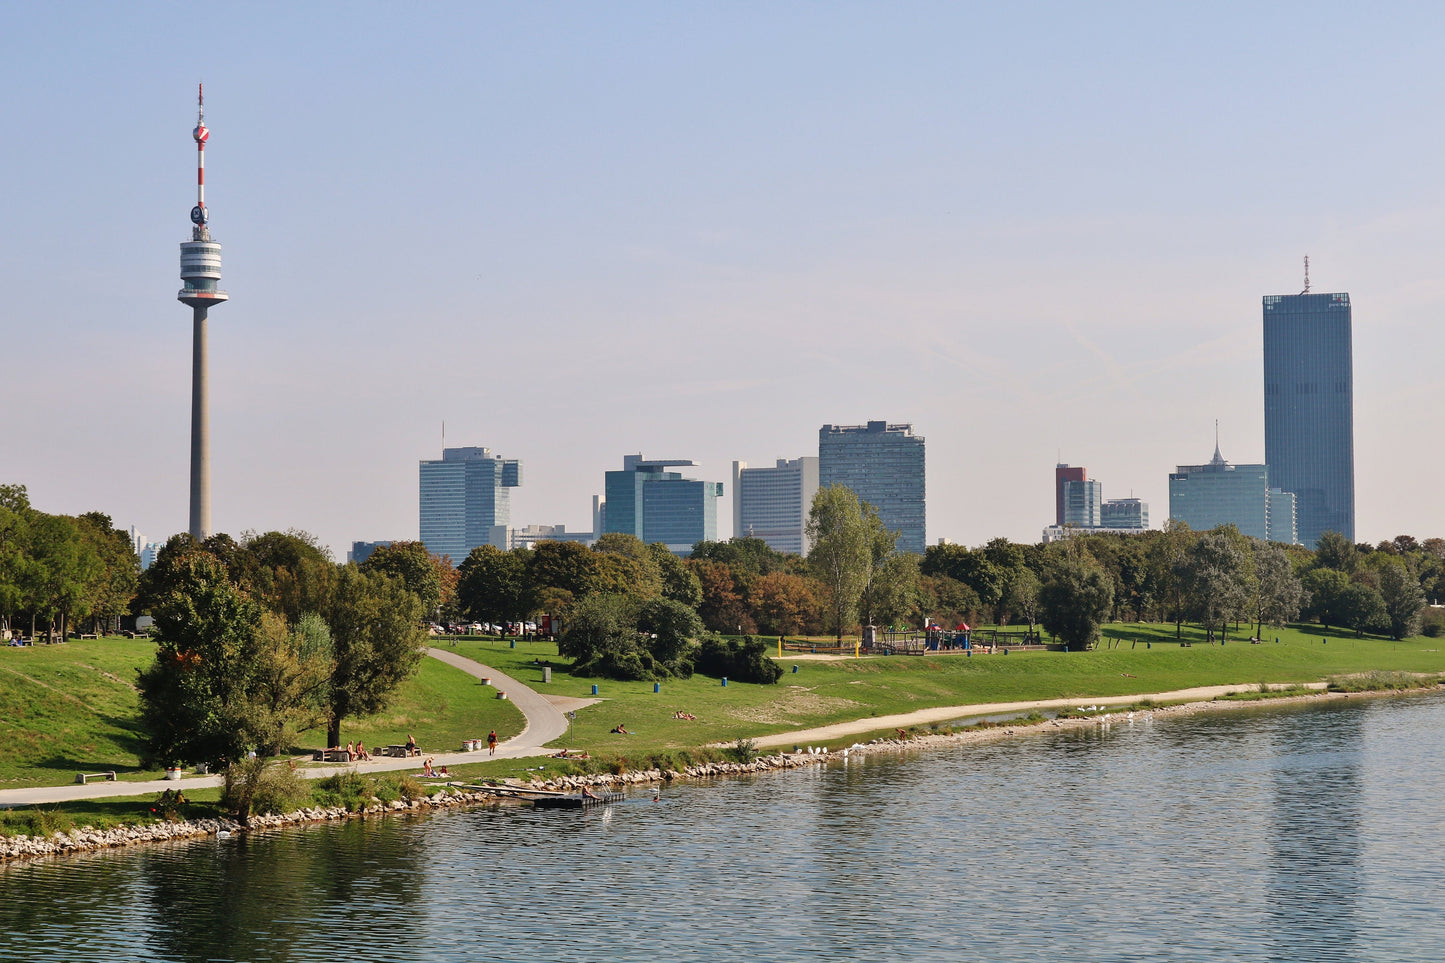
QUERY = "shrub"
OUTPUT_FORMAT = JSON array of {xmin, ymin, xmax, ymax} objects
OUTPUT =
[
  {"xmin": 395, "ymin": 775, "xmax": 425, "ymax": 802},
  {"xmin": 1421, "ymin": 608, "xmax": 1445, "ymax": 638},
  {"xmin": 726, "ymin": 738, "xmax": 758, "ymax": 763},
  {"xmin": 313, "ymin": 770, "xmax": 374, "ymax": 811},
  {"xmin": 694, "ymin": 636, "xmax": 784, "ymax": 684},
  {"xmin": 1327, "ymin": 671, "xmax": 1431, "ymax": 693},
  {"xmin": 222, "ymin": 758, "xmax": 311, "ymax": 824}
]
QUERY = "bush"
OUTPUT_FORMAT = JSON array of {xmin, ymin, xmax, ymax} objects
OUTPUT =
[
  {"xmin": 1327, "ymin": 671, "xmax": 1433, "ymax": 693},
  {"xmin": 726, "ymin": 738, "xmax": 758, "ymax": 763},
  {"xmin": 395, "ymin": 775, "xmax": 425, "ymax": 803},
  {"xmin": 222, "ymin": 758, "xmax": 312, "ymax": 824},
  {"xmin": 313, "ymin": 770, "xmax": 375, "ymax": 811},
  {"xmin": 694, "ymin": 635, "xmax": 784, "ymax": 684},
  {"xmin": 1421, "ymin": 608, "xmax": 1445, "ymax": 638}
]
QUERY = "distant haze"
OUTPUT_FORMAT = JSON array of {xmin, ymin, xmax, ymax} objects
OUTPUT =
[{"xmin": 3, "ymin": 5, "xmax": 1442, "ymax": 557}]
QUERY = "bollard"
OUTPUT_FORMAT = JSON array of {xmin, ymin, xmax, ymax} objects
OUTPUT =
[
  {"xmin": 591, "ymin": 684, "xmax": 599, "ymax": 695},
  {"xmin": 722, "ymin": 677, "xmax": 728, "ymax": 687},
  {"xmin": 542, "ymin": 666, "xmax": 552, "ymax": 683},
  {"xmin": 654, "ymin": 682, "xmax": 660, "ymax": 693},
  {"xmin": 509, "ymin": 639, "xmax": 516, "ymax": 649},
  {"xmin": 792, "ymin": 665, "xmax": 798, "ymax": 674}
]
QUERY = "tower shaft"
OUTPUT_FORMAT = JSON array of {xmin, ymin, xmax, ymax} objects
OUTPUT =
[{"xmin": 189, "ymin": 306, "xmax": 210, "ymax": 539}]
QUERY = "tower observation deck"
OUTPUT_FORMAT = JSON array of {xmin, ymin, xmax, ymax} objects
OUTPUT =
[{"xmin": 179, "ymin": 84, "xmax": 227, "ymax": 539}]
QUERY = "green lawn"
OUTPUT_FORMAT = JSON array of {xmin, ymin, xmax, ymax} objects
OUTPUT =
[
  {"xmin": 447, "ymin": 623, "xmax": 1445, "ymax": 760},
  {"xmin": 0, "ymin": 638, "xmax": 524, "ymax": 789},
  {"xmin": 5, "ymin": 625, "xmax": 1442, "ymax": 793}
]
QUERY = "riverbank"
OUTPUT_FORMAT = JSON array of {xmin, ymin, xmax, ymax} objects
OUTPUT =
[{"xmin": 6, "ymin": 680, "xmax": 1440, "ymax": 865}]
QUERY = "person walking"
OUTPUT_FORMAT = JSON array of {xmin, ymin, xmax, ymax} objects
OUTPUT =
[{"xmin": 487, "ymin": 729, "xmax": 498, "ymax": 755}]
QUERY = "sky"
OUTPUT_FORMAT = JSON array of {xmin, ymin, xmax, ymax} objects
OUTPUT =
[{"xmin": 3, "ymin": 3, "xmax": 1443, "ymax": 560}]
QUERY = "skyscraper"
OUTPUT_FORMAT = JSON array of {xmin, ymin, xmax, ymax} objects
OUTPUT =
[
  {"xmin": 418, "ymin": 447, "xmax": 522, "ymax": 563},
  {"xmin": 733, "ymin": 457, "xmax": 820, "ymax": 555},
  {"xmin": 178, "ymin": 85, "xmax": 228, "ymax": 539},
  {"xmin": 1263, "ymin": 289, "xmax": 1355, "ymax": 548},
  {"xmin": 1061, "ymin": 478, "xmax": 1103, "ymax": 528},
  {"xmin": 1054, "ymin": 464, "xmax": 1087, "ymax": 526},
  {"xmin": 818, "ymin": 422, "xmax": 926, "ymax": 554},
  {"xmin": 602, "ymin": 455, "xmax": 722, "ymax": 554}
]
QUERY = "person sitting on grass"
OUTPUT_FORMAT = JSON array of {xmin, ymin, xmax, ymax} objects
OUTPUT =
[{"xmin": 611, "ymin": 724, "xmax": 629, "ymax": 734}]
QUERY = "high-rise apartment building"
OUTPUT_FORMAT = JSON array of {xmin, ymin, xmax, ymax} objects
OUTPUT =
[
  {"xmin": 602, "ymin": 455, "xmax": 722, "ymax": 555},
  {"xmin": 1263, "ymin": 290, "xmax": 1355, "ymax": 548},
  {"xmin": 1168, "ymin": 443, "xmax": 1295, "ymax": 543},
  {"xmin": 818, "ymin": 422, "xmax": 926, "ymax": 554},
  {"xmin": 419, "ymin": 447, "xmax": 522, "ymax": 563},
  {"xmin": 732, "ymin": 457, "xmax": 820, "ymax": 555}
]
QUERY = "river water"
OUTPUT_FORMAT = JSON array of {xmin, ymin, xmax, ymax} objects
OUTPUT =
[{"xmin": 3, "ymin": 692, "xmax": 1444, "ymax": 962}]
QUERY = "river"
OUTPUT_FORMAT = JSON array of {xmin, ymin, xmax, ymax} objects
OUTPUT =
[{"xmin": 3, "ymin": 692, "xmax": 1444, "ymax": 962}]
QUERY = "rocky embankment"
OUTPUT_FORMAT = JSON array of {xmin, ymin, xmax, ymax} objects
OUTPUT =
[{"xmin": 0, "ymin": 752, "xmax": 830, "ymax": 864}]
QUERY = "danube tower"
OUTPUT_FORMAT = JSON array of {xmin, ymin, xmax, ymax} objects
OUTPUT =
[{"xmin": 177, "ymin": 85, "xmax": 228, "ymax": 539}]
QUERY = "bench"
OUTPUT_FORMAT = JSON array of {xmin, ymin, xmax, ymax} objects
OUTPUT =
[
  {"xmin": 312, "ymin": 749, "xmax": 355, "ymax": 763},
  {"xmin": 75, "ymin": 771, "xmax": 117, "ymax": 784}
]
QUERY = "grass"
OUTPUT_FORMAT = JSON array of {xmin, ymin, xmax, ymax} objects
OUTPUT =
[
  {"xmin": 6, "ymin": 623, "xmax": 1445, "ymax": 796},
  {"xmin": 443, "ymin": 622, "xmax": 1445, "ymax": 762},
  {"xmin": 0, "ymin": 638, "xmax": 525, "ymax": 790}
]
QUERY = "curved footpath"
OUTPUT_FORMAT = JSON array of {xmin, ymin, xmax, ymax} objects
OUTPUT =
[{"xmin": 0, "ymin": 649, "xmax": 567, "ymax": 808}]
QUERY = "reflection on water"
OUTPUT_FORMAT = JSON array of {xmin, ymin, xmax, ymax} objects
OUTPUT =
[{"xmin": 3, "ymin": 694, "xmax": 1445, "ymax": 962}]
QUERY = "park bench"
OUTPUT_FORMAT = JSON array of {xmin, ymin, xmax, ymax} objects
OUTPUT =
[
  {"xmin": 75, "ymin": 771, "xmax": 117, "ymax": 784},
  {"xmin": 312, "ymin": 749, "xmax": 355, "ymax": 763}
]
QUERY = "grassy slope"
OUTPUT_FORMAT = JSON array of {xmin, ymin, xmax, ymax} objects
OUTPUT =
[
  {"xmin": 0, "ymin": 639, "xmax": 524, "ymax": 790},
  {"xmin": 448, "ymin": 623, "xmax": 1445, "ymax": 760}
]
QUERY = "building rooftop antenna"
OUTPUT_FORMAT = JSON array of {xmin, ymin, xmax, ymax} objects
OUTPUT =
[{"xmin": 1302, "ymin": 255, "xmax": 1310, "ymax": 295}]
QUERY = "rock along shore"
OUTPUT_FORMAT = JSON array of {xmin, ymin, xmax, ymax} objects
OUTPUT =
[{"xmin": 2, "ymin": 685, "xmax": 1433, "ymax": 866}]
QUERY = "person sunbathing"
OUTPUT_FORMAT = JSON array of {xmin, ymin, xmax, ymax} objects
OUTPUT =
[{"xmin": 611, "ymin": 724, "xmax": 629, "ymax": 734}]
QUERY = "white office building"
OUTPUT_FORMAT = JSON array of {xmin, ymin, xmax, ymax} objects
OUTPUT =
[{"xmin": 732, "ymin": 457, "xmax": 819, "ymax": 555}]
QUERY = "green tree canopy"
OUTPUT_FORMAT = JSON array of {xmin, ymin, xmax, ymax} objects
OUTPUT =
[
  {"xmin": 1039, "ymin": 547, "xmax": 1115, "ymax": 651},
  {"xmin": 323, "ymin": 566, "xmax": 427, "ymax": 746},
  {"xmin": 806, "ymin": 485, "xmax": 876, "ymax": 643}
]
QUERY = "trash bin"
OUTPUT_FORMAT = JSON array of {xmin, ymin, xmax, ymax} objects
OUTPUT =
[{"xmin": 542, "ymin": 666, "xmax": 552, "ymax": 683}]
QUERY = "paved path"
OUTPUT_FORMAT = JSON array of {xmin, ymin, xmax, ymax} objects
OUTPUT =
[
  {"xmin": 0, "ymin": 650, "xmax": 567, "ymax": 808},
  {"xmin": 750, "ymin": 682, "xmax": 1328, "ymax": 748}
]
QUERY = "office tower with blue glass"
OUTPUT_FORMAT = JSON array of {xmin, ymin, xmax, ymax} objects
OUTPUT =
[
  {"xmin": 733, "ymin": 457, "xmax": 820, "ymax": 555},
  {"xmin": 818, "ymin": 422, "xmax": 926, "ymax": 554},
  {"xmin": 603, "ymin": 455, "xmax": 722, "ymax": 555},
  {"xmin": 419, "ymin": 447, "xmax": 522, "ymax": 563},
  {"xmin": 1263, "ymin": 289, "xmax": 1355, "ymax": 548},
  {"xmin": 1168, "ymin": 442, "xmax": 1296, "ymax": 543}
]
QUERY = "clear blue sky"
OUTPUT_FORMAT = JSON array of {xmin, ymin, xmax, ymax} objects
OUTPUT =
[{"xmin": 3, "ymin": 3, "xmax": 1442, "ymax": 557}]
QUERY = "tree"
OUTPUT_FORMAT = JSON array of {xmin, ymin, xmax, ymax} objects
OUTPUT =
[
  {"xmin": 234, "ymin": 530, "xmax": 334, "ymax": 625},
  {"xmin": 861, "ymin": 553, "xmax": 920, "ymax": 628},
  {"xmin": 136, "ymin": 552, "xmax": 266, "ymax": 767},
  {"xmin": 1003, "ymin": 567, "xmax": 1042, "ymax": 636},
  {"xmin": 806, "ymin": 486, "xmax": 875, "ymax": 642},
  {"xmin": 75, "ymin": 512, "xmax": 140, "ymax": 634},
  {"xmin": 359, "ymin": 540, "xmax": 442, "ymax": 615},
  {"xmin": 750, "ymin": 572, "xmax": 822, "ymax": 636},
  {"xmin": 26, "ymin": 513, "xmax": 99, "ymax": 641},
  {"xmin": 1182, "ymin": 529, "xmax": 1251, "ymax": 642},
  {"xmin": 691, "ymin": 559, "xmax": 752, "ymax": 634},
  {"xmin": 1251, "ymin": 539, "xmax": 1303, "ymax": 638},
  {"xmin": 636, "ymin": 597, "xmax": 703, "ymax": 666},
  {"xmin": 1301, "ymin": 567, "xmax": 1351, "ymax": 630},
  {"xmin": 528, "ymin": 541, "xmax": 608, "ymax": 603},
  {"xmin": 1338, "ymin": 583, "xmax": 1388, "ymax": 638},
  {"xmin": 1377, "ymin": 560, "xmax": 1425, "ymax": 639},
  {"xmin": 1313, "ymin": 531, "xmax": 1358, "ymax": 574},
  {"xmin": 1039, "ymin": 549, "xmax": 1114, "ymax": 651},
  {"xmin": 323, "ymin": 567, "xmax": 427, "ymax": 747},
  {"xmin": 649, "ymin": 543, "xmax": 703, "ymax": 609},
  {"xmin": 456, "ymin": 545, "xmax": 532, "ymax": 624}
]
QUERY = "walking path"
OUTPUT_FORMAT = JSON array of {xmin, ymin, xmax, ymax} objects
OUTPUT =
[
  {"xmin": 749, "ymin": 682, "xmax": 1329, "ymax": 748},
  {"xmin": 0, "ymin": 649, "xmax": 566, "ymax": 808}
]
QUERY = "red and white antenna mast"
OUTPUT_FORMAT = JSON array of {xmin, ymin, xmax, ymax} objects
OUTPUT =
[{"xmin": 191, "ymin": 83, "xmax": 210, "ymax": 239}]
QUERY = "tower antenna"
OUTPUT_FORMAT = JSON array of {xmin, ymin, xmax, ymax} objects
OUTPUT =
[{"xmin": 1302, "ymin": 255, "xmax": 1310, "ymax": 295}]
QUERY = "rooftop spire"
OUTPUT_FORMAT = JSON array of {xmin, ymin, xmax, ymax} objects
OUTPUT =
[
  {"xmin": 1210, "ymin": 419, "xmax": 1226, "ymax": 466},
  {"xmin": 1302, "ymin": 254, "xmax": 1310, "ymax": 295}
]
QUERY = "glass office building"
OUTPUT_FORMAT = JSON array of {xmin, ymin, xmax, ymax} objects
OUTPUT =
[
  {"xmin": 1263, "ymin": 292, "xmax": 1355, "ymax": 548},
  {"xmin": 1062, "ymin": 478, "xmax": 1103, "ymax": 528},
  {"xmin": 419, "ymin": 447, "xmax": 522, "ymax": 563},
  {"xmin": 733, "ymin": 457, "xmax": 820, "ymax": 555},
  {"xmin": 818, "ymin": 422, "xmax": 926, "ymax": 554},
  {"xmin": 1168, "ymin": 445, "xmax": 1296, "ymax": 543},
  {"xmin": 603, "ymin": 455, "xmax": 722, "ymax": 555}
]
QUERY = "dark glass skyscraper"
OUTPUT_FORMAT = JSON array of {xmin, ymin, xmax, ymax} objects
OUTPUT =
[
  {"xmin": 1262, "ymin": 292, "xmax": 1355, "ymax": 548},
  {"xmin": 818, "ymin": 421, "xmax": 926, "ymax": 554}
]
